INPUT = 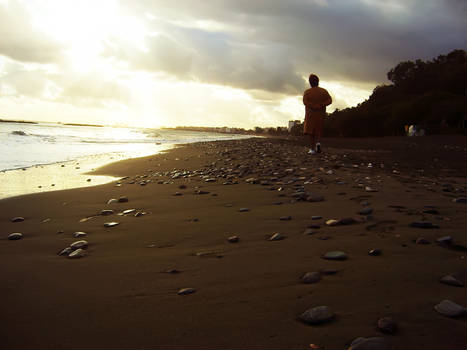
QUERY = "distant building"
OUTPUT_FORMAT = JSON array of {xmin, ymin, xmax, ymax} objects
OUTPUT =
[{"xmin": 288, "ymin": 120, "xmax": 300, "ymax": 132}]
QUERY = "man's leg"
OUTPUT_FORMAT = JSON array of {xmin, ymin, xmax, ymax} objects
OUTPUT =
[{"xmin": 308, "ymin": 134, "xmax": 316, "ymax": 154}]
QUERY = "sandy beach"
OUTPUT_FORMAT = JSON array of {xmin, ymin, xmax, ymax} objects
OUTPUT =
[{"xmin": 1, "ymin": 136, "xmax": 467, "ymax": 350}]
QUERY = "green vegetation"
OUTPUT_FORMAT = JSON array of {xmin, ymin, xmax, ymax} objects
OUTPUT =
[{"xmin": 324, "ymin": 49, "xmax": 467, "ymax": 136}]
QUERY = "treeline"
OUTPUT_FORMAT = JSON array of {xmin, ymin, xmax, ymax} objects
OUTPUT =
[{"xmin": 324, "ymin": 49, "xmax": 467, "ymax": 137}]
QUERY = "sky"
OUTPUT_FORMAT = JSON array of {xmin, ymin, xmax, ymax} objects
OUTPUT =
[{"xmin": 0, "ymin": 0, "xmax": 465, "ymax": 129}]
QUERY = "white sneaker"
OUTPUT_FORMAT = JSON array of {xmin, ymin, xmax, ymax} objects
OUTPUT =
[{"xmin": 308, "ymin": 149, "xmax": 316, "ymax": 155}]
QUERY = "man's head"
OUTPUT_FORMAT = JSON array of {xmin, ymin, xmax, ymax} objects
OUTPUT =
[{"xmin": 309, "ymin": 74, "xmax": 319, "ymax": 87}]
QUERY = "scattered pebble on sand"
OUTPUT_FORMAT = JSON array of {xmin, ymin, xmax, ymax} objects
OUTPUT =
[
  {"xmin": 439, "ymin": 275, "xmax": 464, "ymax": 287},
  {"xmin": 322, "ymin": 251, "xmax": 348, "ymax": 260},
  {"xmin": 301, "ymin": 272, "xmax": 321, "ymax": 284},
  {"xmin": 434, "ymin": 300, "xmax": 467, "ymax": 317},
  {"xmin": 68, "ymin": 248, "xmax": 85, "ymax": 259},
  {"xmin": 8, "ymin": 232, "xmax": 23, "ymax": 240},
  {"xmin": 118, "ymin": 196, "xmax": 129, "ymax": 203},
  {"xmin": 238, "ymin": 208, "xmax": 250, "ymax": 212},
  {"xmin": 348, "ymin": 337, "xmax": 392, "ymax": 350},
  {"xmin": 177, "ymin": 288, "xmax": 196, "ymax": 295},
  {"xmin": 104, "ymin": 222, "xmax": 120, "ymax": 227},
  {"xmin": 227, "ymin": 235, "xmax": 239, "ymax": 243},
  {"xmin": 298, "ymin": 306, "xmax": 334, "ymax": 325},
  {"xmin": 73, "ymin": 231, "xmax": 87, "ymax": 238},
  {"xmin": 100, "ymin": 209, "xmax": 114, "ymax": 216},
  {"xmin": 369, "ymin": 249, "xmax": 382, "ymax": 256},
  {"xmin": 269, "ymin": 233, "xmax": 285, "ymax": 241},
  {"xmin": 10, "ymin": 217, "xmax": 24, "ymax": 223}
]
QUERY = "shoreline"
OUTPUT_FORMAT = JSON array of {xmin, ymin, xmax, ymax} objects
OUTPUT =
[{"xmin": 1, "ymin": 136, "xmax": 467, "ymax": 350}]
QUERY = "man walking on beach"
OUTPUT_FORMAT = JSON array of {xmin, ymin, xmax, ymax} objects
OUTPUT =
[{"xmin": 303, "ymin": 74, "xmax": 332, "ymax": 154}]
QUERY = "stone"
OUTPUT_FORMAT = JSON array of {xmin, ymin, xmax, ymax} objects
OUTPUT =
[
  {"xmin": 238, "ymin": 208, "xmax": 250, "ymax": 212},
  {"xmin": 100, "ymin": 209, "xmax": 114, "ymax": 216},
  {"xmin": 415, "ymin": 237, "xmax": 430, "ymax": 244},
  {"xmin": 298, "ymin": 306, "xmax": 334, "ymax": 325},
  {"xmin": 58, "ymin": 247, "xmax": 73, "ymax": 256},
  {"xmin": 107, "ymin": 198, "xmax": 118, "ymax": 204},
  {"xmin": 135, "ymin": 211, "xmax": 145, "ymax": 217},
  {"xmin": 365, "ymin": 186, "xmax": 378, "ymax": 192},
  {"xmin": 68, "ymin": 248, "xmax": 85, "ymax": 259},
  {"xmin": 104, "ymin": 222, "xmax": 120, "ymax": 227},
  {"xmin": 326, "ymin": 219, "xmax": 340, "ymax": 226},
  {"xmin": 301, "ymin": 272, "xmax": 321, "ymax": 284},
  {"xmin": 8, "ymin": 232, "xmax": 23, "ymax": 240},
  {"xmin": 436, "ymin": 236, "xmax": 452, "ymax": 244},
  {"xmin": 10, "ymin": 217, "xmax": 24, "ymax": 223},
  {"xmin": 410, "ymin": 221, "xmax": 439, "ymax": 229},
  {"xmin": 122, "ymin": 209, "xmax": 136, "ymax": 214},
  {"xmin": 453, "ymin": 197, "xmax": 467, "ymax": 203},
  {"xmin": 70, "ymin": 240, "xmax": 88, "ymax": 250},
  {"xmin": 279, "ymin": 216, "xmax": 292, "ymax": 221},
  {"xmin": 377, "ymin": 317, "xmax": 398, "ymax": 334},
  {"xmin": 73, "ymin": 231, "xmax": 87, "ymax": 238},
  {"xmin": 369, "ymin": 249, "xmax": 382, "ymax": 256},
  {"xmin": 339, "ymin": 217, "xmax": 358, "ymax": 225},
  {"xmin": 440, "ymin": 275, "xmax": 464, "ymax": 287},
  {"xmin": 303, "ymin": 229, "xmax": 317, "ymax": 235},
  {"xmin": 311, "ymin": 216, "xmax": 322, "ymax": 220},
  {"xmin": 322, "ymin": 251, "xmax": 348, "ymax": 260},
  {"xmin": 269, "ymin": 233, "xmax": 284, "ymax": 241},
  {"xmin": 434, "ymin": 300, "xmax": 466, "ymax": 317},
  {"xmin": 178, "ymin": 287, "xmax": 196, "ymax": 295},
  {"xmin": 358, "ymin": 208, "xmax": 373, "ymax": 215},
  {"xmin": 174, "ymin": 192, "xmax": 182, "ymax": 196},
  {"xmin": 118, "ymin": 196, "xmax": 129, "ymax": 203},
  {"xmin": 349, "ymin": 337, "xmax": 392, "ymax": 350},
  {"xmin": 228, "ymin": 235, "xmax": 239, "ymax": 243}
]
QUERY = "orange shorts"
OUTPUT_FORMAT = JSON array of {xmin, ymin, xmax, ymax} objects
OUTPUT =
[{"xmin": 303, "ymin": 114, "xmax": 324, "ymax": 138}]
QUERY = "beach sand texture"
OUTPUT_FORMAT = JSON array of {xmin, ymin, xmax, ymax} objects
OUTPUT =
[{"xmin": 1, "ymin": 137, "xmax": 467, "ymax": 350}]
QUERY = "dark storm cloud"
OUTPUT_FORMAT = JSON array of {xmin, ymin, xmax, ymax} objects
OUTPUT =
[{"xmin": 116, "ymin": 0, "xmax": 466, "ymax": 93}]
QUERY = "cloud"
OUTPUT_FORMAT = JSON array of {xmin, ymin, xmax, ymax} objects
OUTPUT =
[{"xmin": 0, "ymin": 1, "xmax": 64, "ymax": 63}]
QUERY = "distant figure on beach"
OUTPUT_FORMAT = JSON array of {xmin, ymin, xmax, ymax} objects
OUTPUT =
[{"xmin": 303, "ymin": 74, "xmax": 332, "ymax": 154}]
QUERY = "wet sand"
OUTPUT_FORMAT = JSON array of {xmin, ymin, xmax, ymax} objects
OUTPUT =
[{"xmin": 1, "ymin": 136, "xmax": 467, "ymax": 350}]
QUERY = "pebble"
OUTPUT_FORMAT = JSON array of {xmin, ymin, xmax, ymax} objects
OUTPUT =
[
  {"xmin": 135, "ymin": 211, "xmax": 145, "ymax": 217},
  {"xmin": 301, "ymin": 272, "xmax": 321, "ymax": 284},
  {"xmin": 311, "ymin": 216, "xmax": 322, "ymax": 220},
  {"xmin": 107, "ymin": 198, "xmax": 118, "ymax": 204},
  {"xmin": 369, "ymin": 249, "xmax": 382, "ymax": 256},
  {"xmin": 165, "ymin": 269, "xmax": 180, "ymax": 274},
  {"xmin": 58, "ymin": 247, "xmax": 73, "ymax": 256},
  {"xmin": 269, "ymin": 233, "xmax": 284, "ymax": 241},
  {"xmin": 440, "ymin": 275, "xmax": 464, "ymax": 287},
  {"xmin": 436, "ymin": 236, "xmax": 452, "ymax": 244},
  {"xmin": 415, "ymin": 237, "xmax": 430, "ymax": 244},
  {"xmin": 279, "ymin": 216, "xmax": 292, "ymax": 221},
  {"xmin": 348, "ymin": 337, "xmax": 392, "ymax": 350},
  {"xmin": 178, "ymin": 288, "xmax": 196, "ymax": 295},
  {"xmin": 73, "ymin": 231, "xmax": 87, "ymax": 238},
  {"xmin": 377, "ymin": 317, "xmax": 398, "ymax": 334},
  {"xmin": 322, "ymin": 251, "xmax": 348, "ymax": 260},
  {"xmin": 298, "ymin": 306, "xmax": 334, "ymax": 325},
  {"xmin": 118, "ymin": 196, "xmax": 129, "ymax": 203},
  {"xmin": 410, "ymin": 221, "xmax": 439, "ymax": 229},
  {"xmin": 358, "ymin": 208, "xmax": 373, "ymax": 215},
  {"xmin": 326, "ymin": 219, "xmax": 340, "ymax": 226},
  {"xmin": 8, "ymin": 232, "xmax": 23, "ymax": 240},
  {"xmin": 195, "ymin": 190, "xmax": 210, "ymax": 195},
  {"xmin": 228, "ymin": 235, "xmax": 239, "ymax": 243},
  {"xmin": 68, "ymin": 248, "xmax": 85, "ymax": 259},
  {"xmin": 100, "ymin": 209, "xmax": 114, "ymax": 216},
  {"xmin": 303, "ymin": 229, "xmax": 317, "ymax": 235},
  {"xmin": 104, "ymin": 222, "xmax": 120, "ymax": 227},
  {"xmin": 238, "ymin": 208, "xmax": 250, "ymax": 212},
  {"xmin": 434, "ymin": 299, "xmax": 467, "ymax": 317},
  {"xmin": 122, "ymin": 209, "xmax": 136, "ymax": 214},
  {"xmin": 453, "ymin": 197, "xmax": 467, "ymax": 203},
  {"xmin": 10, "ymin": 217, "xmax": 24, "ymax": 223},
  {"xmin": 70, "ymin": 240, "xmax": 88, "ymax": 250},
  {"xmin": 365, "ymin": 186, "xmax": 378, "ymax": 192}
]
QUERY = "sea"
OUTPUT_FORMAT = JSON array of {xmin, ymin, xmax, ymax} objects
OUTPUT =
[{"xmin": 0, "ymin": 121, "xmax": 251, "ymax": 199}]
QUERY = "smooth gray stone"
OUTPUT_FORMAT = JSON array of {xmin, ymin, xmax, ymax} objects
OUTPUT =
[
  {"xmin": 70, "ymin": 240, "xmax": 88, "ymax": 250},
  {"xmin": 298, "ymin": 306, "xmax": 334, "ymax": 325},
  {"xmin": 10, "ymin": 217, "xmax": 25, "ymax": 223},
  {"xmin": 100, "ymin": 209, "xmax": 114, "ymax": 216},
  {"xmin": 301, "ymin": 272, "xmax": 321, "ymax": 284},
  {"xmin": 377, "ymin": 317, "xmax": 398, "ymax": 334},
  {"xmin": 440, "ymin": 275, "xmax": 464, "ymax": 287},
  {"xmin": 436, "ymin": 236, "xmax": 452, "ymax": 244},
  {"xmin": 73, "ymin": 231, "xmax": 87, "ymax": 238},
  {"xmin": 122, "ymin": 209, "xmax": 136, "ymax": 214},
  {"xmin": 107, "ymin": 198, "xmax": 118, "ymax": 204},
  {"xmin": 118, "ymin": 196, "xmax": 129, "ymax": 203},
  {"xmin": 349, "ymin": 337, "xmax": 392, "ymax": 350},
  {"xmin": 68, "ymin": 248, "xmax": 85, "ymax": 259},
  {"xmin": 238, "ymin": 208, "xmax": 250, "ymax": 212},
  {"xmin": 228, "ymin": 235, "xmax": 239, "ymax": 243},
  {"xmin": 358, "ymin": 208, "xmax": 373, "ymax": 215},
  {"xmin": 58, "ymin": 247, "xmax": 72, "ymax": 256},
  {"xmin": 269, "ymin": 233, "xmax": 284, "ymax": 241},
  {"xmin": 8, "ymin": 232, "xmax": 23, "ymax": 240},
  {"xmin": 104, "ymin": 222, "xmax": 120, "ymax": 227},
  {"xmin": 177, "ymin": 287, "xmax": 196, "ymax": 295},
  {"xmin": 434, "ymin": 300, "xmax": 466, "ymax": 317},
  {"xmin": 322, "ymin": 251, "xmax": 348, "ymax": 260}
]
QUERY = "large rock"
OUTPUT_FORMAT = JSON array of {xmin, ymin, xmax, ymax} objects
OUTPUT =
[{"xmin": 298, "ymin": 306, "xmax": 334, "ymax": 325}]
